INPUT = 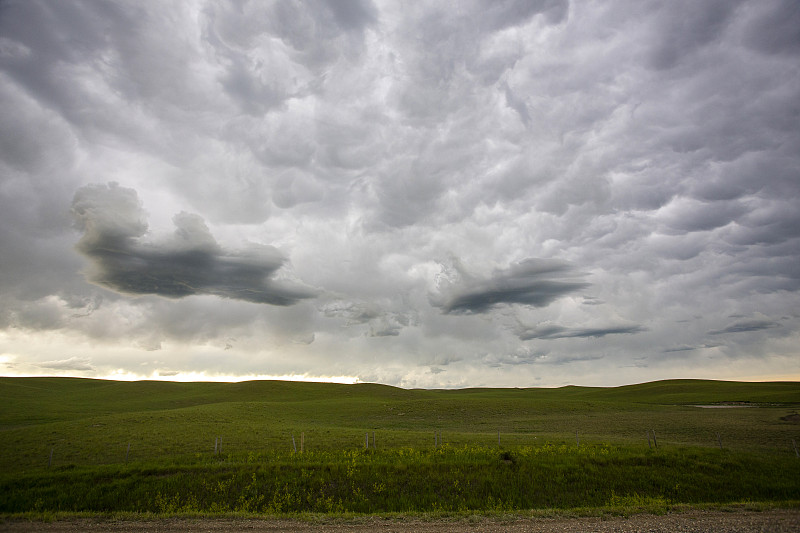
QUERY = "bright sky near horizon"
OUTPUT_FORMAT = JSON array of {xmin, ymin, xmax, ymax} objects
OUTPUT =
[{"xmin": 1, "ymin": 0, "xmax": 799, "ymax": 388}]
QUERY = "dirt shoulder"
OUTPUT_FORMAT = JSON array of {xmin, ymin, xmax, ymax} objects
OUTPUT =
[{"xmin": 2, "ymin": 509, "xmax": 800, "ymax": 533}]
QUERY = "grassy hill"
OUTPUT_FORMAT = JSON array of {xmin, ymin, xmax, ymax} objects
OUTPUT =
[
  {"xmin": 2, "ymin": 377, "xmax": 799, "ymax": 460},
  {"xmin": 1, "ymin": 377, "xmax": 798, "ymax": 515}
]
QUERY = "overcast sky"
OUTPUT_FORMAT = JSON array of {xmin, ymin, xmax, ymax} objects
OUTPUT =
[{"xmin": 1, "ymin": 0, "xmax": 798, "ymax": 388}]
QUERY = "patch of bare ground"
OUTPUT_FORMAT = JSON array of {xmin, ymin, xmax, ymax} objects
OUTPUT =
[{"xmin": 2, "ymin": 509, "xmax": 799, "ymax": 533}]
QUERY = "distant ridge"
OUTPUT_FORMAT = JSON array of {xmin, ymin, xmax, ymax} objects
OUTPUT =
[{"xmin": 1, "ymin": 376, "xmax": 797, "ymax": 427}]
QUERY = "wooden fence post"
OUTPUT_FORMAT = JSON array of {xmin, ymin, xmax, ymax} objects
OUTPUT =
[
  {"xmin": 651, "ymin": 430, "xmax": 658, "ymax": 449},
  {"xmin": 292, "ymin": 435, "xmax": 297, "ymax": 453},
  {"xmin": 126, "ymin": 443, "xmax": 131, "ymax": 463},
  {"xmin": 792, "ymin": 439, "xmax": 799, "ymax": 458}
]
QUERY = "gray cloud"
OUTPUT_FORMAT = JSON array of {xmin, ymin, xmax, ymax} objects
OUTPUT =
[
  {"xmin": 482, "ymin": 348, "xmax": 550, "ymax": 367},
  {"xmin": 646, "ymin": 0, "xmax": 740, "ymax": 70},
  {"xmin": 511, "ymin": 351, "xmax": 606, "ymax": 367},
  {"xmin": 516, "ymin": 324, "xmax": 646, "ymax": 341},
  {"xmin": 71, "ymin": 183, "xmax": 315, "ymax": 306},
  {"xmin": 320, "ymin": 299, "xmax": 416, "ymax": 338},
  {"xmin": 709, "ymin": 319, "xmax": 780, "ymax": 335},
  {"xmin": 368, "ymin": 320, "xmax": 402, "ymax": 337},
  {"xmin": 323, "ymin": 0, "xmax": 377, "ymax": 30},
  {"xmin": 320, "ymin": 301, "xmax": 381, "ymax": 324},
  {"xmin": 1, "ymin": 0, "xmax": 799, "ymax": 387},
  {"xmin": 663, "ymin": 345, "xmax": 700, "ymax": 353},
  {"xmin": 663, "ymin": 343, "xmax": 722, "ymax": 353},
  {"xmin": 437, "ymin": 259, "xmax": 589, "ymax": 315},
  {"xmin": 658, "ymin": 198, "xmax": 750, "ymax": 235},
  {"xmin": 742, "ymin": 0, "xmax": 800, "ymax": 56}
]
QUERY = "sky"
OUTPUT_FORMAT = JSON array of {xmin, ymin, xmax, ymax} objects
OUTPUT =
[{"xmin": 1, "ymin": 0, "xmax": 799, "ymax": 388}]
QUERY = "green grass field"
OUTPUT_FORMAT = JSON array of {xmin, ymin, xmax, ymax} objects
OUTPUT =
[{"xmin": 1, "ymin": 377, "xmax": 798, "ymax": 515}]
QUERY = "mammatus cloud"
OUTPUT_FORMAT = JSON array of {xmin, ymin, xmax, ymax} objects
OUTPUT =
[
  {"xmin": 0, "ymin": 1, "xmax": 799, "ymax": 387},
  {"xmin": 71, "ymin": 183, "xmax": 316, "ymax": 306},
  {"xmin": 435, "ymin": 259, "xmax": 589, "ymax": 314},
  {"xmin": 516, "ymin": 323, "xmax": 646, "ymax": 341}
]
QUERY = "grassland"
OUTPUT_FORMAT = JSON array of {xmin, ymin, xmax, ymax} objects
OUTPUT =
[{"xmin": 0, "ymin": 377, "xmax": 798, "ymax": 515}]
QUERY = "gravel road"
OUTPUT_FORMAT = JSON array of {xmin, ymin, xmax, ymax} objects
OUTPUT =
[{"xmin": 2, "ymin": 510, "xmax": 799, "ymax": 533}]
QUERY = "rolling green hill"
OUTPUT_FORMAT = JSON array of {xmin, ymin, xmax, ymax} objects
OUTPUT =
[
  {"xmin": 3, "ymin": 377, "xmax": 798, "ymax": 423},
  {"xmin": 1, "ymin": 377, "xmax": 798, "ymax": 515},
  {"xmin": 1, "ymin": 377, "xmax": 798, "ymax": 467}
]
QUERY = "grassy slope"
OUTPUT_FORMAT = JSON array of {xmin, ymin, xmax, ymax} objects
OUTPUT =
[
  {"xmin": 4, "ymin": 377, "xmax": 798, "ymax": 423},
  {"xmin": 1, "ymin": 377, "xmax": 798, "ymax": 466},
  {"xmin": 1, "ymin": 377, "xmax": 799, "ymax": 514},
  {"xmin": 0, "ymin": 378, "xmax": 411, "ymax": 425}
]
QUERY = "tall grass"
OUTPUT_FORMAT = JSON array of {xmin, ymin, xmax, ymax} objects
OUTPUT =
[{"xmin": 2, "ymin": 444, "xmax": 798, "ymax": 514}]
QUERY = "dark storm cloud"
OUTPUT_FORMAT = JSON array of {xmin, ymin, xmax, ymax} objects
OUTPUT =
[
  {"xmin": 663, "ymin": 343, "xmax": 722, "ymax": 353},
  {"xmin": 663, "ymin": 345, "xmax": 699, "ymax": 353},
  {"xmin": 516, "ymin": 324, "xmax": 646, "ymax": 341},
  {"xmin": 71, "ymin": 183, "xmax": 315, "ymax": 306},
  {"xmin": 709, "ymin": 319, "xmax": 780, "ymax": 335},
  {"xmin": 646, "ymin": 0, "xmax": 740, "ymax": 70},
  {"xmin": 0, "ymin": 0, "xmax": 181, "ymax": 144},
  {"xmin": 438, "ymin": 259, "xmax": 589, "ymax": 315},
  {"xmin": 477, "ymin": 0, "xmax": 569, "ymax": 31},
  {"xmin": 743, "ymin": 0, "xmax": 800, "ymax": 56}
]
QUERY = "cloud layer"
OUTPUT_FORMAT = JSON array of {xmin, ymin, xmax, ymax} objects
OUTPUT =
[
  {"xmin": 71, "ymin": 183, "xmax": 315, "ymax": 305},
  {"xmin": 1, "ymin": 0, "xmax": 798, "ymax": 387}
]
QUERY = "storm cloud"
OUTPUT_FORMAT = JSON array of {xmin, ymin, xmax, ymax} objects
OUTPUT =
[
  {"xmin": 71, "ymin": 183, "xmax": 315, "ymax": 306},
  {"xmin": 516, "ymin": 324, "xmax": 646, "ymax": 341},
  {"xmin": 709, "ymin": 319, "xmax": 780, "ymax": 335},
  {"xmin": 1, "ymin": 0, "xmax": 799, "ymax": 387},
  {"xmin": 438, "ymin": 259, "xmax": 589, "ymax": 315}
]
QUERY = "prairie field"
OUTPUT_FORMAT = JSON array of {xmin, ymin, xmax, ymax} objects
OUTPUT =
[{"xmin": 1, "ymin": 377, "xmax": 798, "ymax": 515}]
